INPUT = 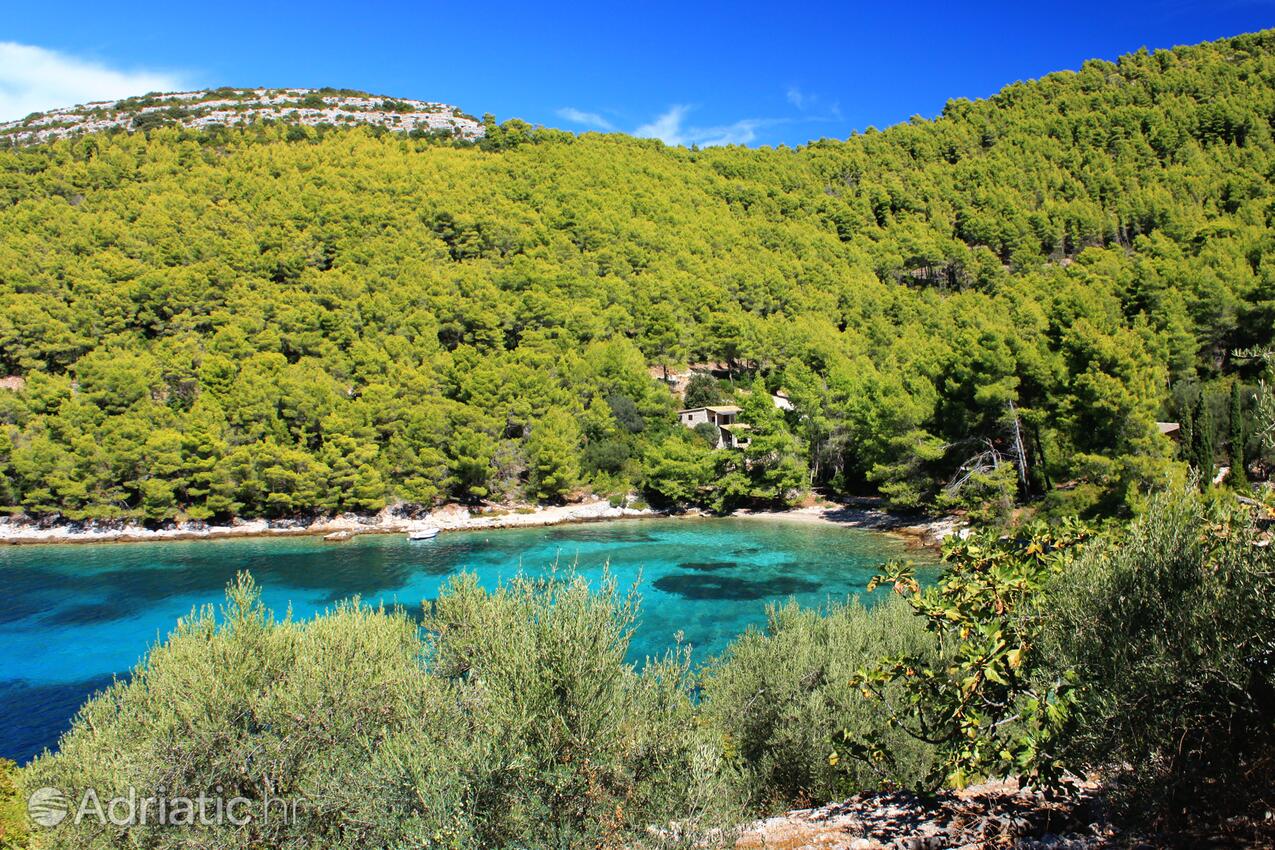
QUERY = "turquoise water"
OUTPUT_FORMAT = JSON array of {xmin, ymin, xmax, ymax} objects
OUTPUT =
[{"xmin": 0, "ymin": 517, "xmax": 932, "ymax": 763}]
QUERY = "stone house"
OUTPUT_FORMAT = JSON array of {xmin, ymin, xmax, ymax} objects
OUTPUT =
[{"xmin": 676, "ymin": 405, "xmax": 751, "ymax": 449}]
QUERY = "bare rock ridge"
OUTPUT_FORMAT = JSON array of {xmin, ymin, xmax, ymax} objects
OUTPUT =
[{"xmin": 0, "ymin": 87, "xmax": 486, "ymax": 145}]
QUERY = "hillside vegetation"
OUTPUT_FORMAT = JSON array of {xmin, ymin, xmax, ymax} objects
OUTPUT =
[{"xmin": 2, "ymin": 32, "xmax": 1274, "ymax": 522}]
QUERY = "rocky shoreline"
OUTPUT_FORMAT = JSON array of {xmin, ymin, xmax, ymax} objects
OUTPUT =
[
  {"xmin": 0, "ymin": 499, "xmax": 653, "ymax": 546},
  {"xmin": 0, "ymin": 499, "xmax": 962, "ymax": 548},
  {"xmin": 731, "ymin": 502, "xmax": 964, "ymax": 548}
]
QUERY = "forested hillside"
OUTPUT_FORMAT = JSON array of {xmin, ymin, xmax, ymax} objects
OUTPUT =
[{"xmin": 2, "ymin": 31, "xmax": 1273, "ymax": 522}]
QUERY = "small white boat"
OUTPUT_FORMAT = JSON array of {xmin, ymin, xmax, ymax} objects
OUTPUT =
[{"xmin": 407, "ymin": 527, "xmax": 440, "ymax": 541}]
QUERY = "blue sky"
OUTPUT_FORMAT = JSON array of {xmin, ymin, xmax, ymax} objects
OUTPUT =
[{"xmin": 2, "ymin": 1, "xmax": 1273, "ymax": 147}]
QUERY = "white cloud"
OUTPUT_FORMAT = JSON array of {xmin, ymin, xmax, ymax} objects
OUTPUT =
[
  {"xmin": 0, "ymin": 43, "xmax": 188, "ymax": 121},
  {"xmin": 635, "ymin": 104, "xmax": 692, "ymax": 144},
  {"xmin": 693, "ymin": 118, "xmax": 763, "ymax": 147},
  {"xmin": 561, "ymin": 96, "xmax": 842, "ymax": 148},
  {"xmin": 634, "ymin": 104, "xmax": 762, "ymax": 148},
  {"xmin": 555, "ymin": 107, "xmax": 616, "ymax": 131},
  {"xmin": 786, "ymin": 85, "xmax": 842, "ymax": 120}
]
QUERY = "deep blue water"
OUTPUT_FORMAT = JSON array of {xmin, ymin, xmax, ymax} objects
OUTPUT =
[{"xmin": 0, "ymin": 517, "xmax": 931, "ymax": 764}]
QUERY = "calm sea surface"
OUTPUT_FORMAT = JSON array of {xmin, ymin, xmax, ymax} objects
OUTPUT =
[{"xmin": 0, "ymin": 516, "xmax": 934, "ymax": 763}]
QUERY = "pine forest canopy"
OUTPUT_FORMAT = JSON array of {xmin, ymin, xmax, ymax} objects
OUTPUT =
[{"xmin": 0, "ymin": 30, "xmax": 1273, "ymax": 522}]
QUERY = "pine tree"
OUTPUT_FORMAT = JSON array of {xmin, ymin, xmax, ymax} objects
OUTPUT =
[
  {"xmin": 525, "ymin": 407, "xmax": 582, "ymax": 501},
  {"xmin": 739, "ymin": 378, "xmax": 807, "ymax": 508}
]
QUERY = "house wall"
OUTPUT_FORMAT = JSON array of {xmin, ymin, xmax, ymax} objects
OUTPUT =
[{"xmin": 679, "ymin": 409, "xmax": 711, "ymax": 427}]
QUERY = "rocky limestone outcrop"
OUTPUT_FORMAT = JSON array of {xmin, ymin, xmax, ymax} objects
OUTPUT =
[{"xmin": 0, "ymin": 88, "xmax": 485, "ymax": 146}]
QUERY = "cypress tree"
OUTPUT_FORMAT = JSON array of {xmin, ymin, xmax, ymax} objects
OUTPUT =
[
  {"xmin": 1179, "ymin": 396, "xmax": 1196, "ymax": 466},
  {"xmin": 1229, "ymin": 381, "xmax": 1248, "ymax": 489},
  {"xmin": 1193, "ymin": 391, "xmax": 1215, "ymax": 488}
]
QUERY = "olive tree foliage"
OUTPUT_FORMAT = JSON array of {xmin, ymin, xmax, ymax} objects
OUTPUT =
[
  {"xmin": 0, "ymin": 759, "xmax": 27, "ymax": 850},
  {"xmin": 699, "ymin": 596, "xmax": 937, "ymax": 810},
  {"xmin": 1043, "ymin": 488, "xmax": 1275, "ymax": 823},
  {"xmin": 23, "ymin": 573, "xmax": 738, "ymax": 850},
  {"xmin": 1235, "ymin": 345, "xmax": 1275, "ymax": 455}
]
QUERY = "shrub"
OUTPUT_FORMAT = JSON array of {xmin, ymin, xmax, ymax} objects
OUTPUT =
[
  {"xmin": 1038, "ymin": 481, "xmax": 1107, "ymax": 519},
  {"xmin": 692, "ymin": 421, "xmax": 721, "ymax": 447},
  {"xmin": 423, "ymin": 573, "xmax": 735, "ymax": 845},
  {"xmin": 700, "ymin": 596, "xmax": 936, "ymax": 810},
  {"xmin": 23, "ymin": 572, "xmax": 737, "ymax": 849},
  {"xmin": 1043, "ymin": 489, "xmax": 1275, "ymax": 828},
  {"xmin": 0, "ymin": 759, "xmax": 29, "ymax": 850},
  {"xmin": 25, "ymin": 574, "xmax": 475, "ymax": 849}
]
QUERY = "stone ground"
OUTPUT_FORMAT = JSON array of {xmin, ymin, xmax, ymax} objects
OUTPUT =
[{"xmin": 734, "ymin": 780, "xmax": 1122, "ymax": 850}]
